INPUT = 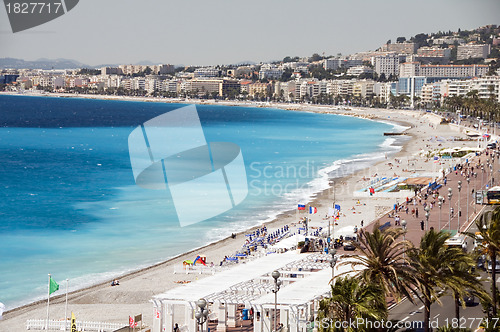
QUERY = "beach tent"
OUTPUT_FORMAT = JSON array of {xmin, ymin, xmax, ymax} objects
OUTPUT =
[
  {"xmin": 182, "ymin": 260, "xmax": 194, "ymax": 266},
  {"xmin": 193, "ymin": 256, "xmax": 207, "ymax": 266}
]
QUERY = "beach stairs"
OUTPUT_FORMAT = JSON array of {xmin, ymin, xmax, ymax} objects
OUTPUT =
[{"xmin": 26, "ymin": 318, "xmax": 125, "ymax": 331}]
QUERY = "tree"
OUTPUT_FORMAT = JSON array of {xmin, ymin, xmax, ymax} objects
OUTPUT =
[
  {"xmin": 316, "ymin": 276, "xmax": 385, "ymax": 331},
  {"xmin": 339, "ymin": 225, "xmax": 418, "ymax": 312},
  {"xmin": 396, "ymin": 36, "xmax": 406, "ymax": 43},
  {"xmin": 409, "ymin": 230, "xmax": 479, "ymax": 332},
  {"xmin": 466, "ymin": 207, "xmax": 500, "ymax": 317}
]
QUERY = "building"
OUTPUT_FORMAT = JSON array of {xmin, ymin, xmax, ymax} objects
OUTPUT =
[
  {"xmin": 194, "ymin": 67, "xmax": 220, "ymax": 78},
  {"xmin": 457, "ymin": 44, "xmax": 491, "ymax": 60},
  {"xmin": 380, "ymin": 42, "xmax": 418, "ymax": 54},
  {"xmin": 419, "ymin": 64, "xmax": 488, "ymax": 79},
  {"xmin": 432, "ymin": 36, "xmax": 465, "ymax": 45},
  {"xmin": 248, "ymin": 82, "xmax": 271, "ymax": 98},
  {"xmin": 323, "ymin": 58, "xmax": 363, "ymax": 70},
  {"xmin": 400, "ymin": 63, "xmax": 488, "ymax": 79},
  {"xmin": 352, "ymin": 80, "xmax": 375, "ymax": 98},
  {"xmin": 259, "ymin": 65, "xmax": 283, "ymax": 80},
  {"xmin": 101, "ymin": 67, "xmax": 123, "ymax": 75},
  {"xmin": 416, "ymin": 47, "xmax": 451, "ymax": 58},
  {"xmin": 346, "ymin": 66, "xmax": 373, "ymax": 76},
  {"xmin": 190, "ymin": 79, "xmax": 240, "ymax": 97},
  {"xmin": 374, "ymin": 54, "xmax": 405, "ymax": 77},
  {"xmin": 399, "ymin": 62, "xmax": 421, "ymax": 77}
]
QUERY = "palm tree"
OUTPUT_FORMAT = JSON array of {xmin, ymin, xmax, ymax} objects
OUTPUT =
[
  {"xmin": 446, "ymin": 255, "xmax": 489, "ymax": 321},
  {"xmin": 465, "ymin": 207, "xmax": 500, "ymax": 316},
  {"xmin": 409, "ymin": 230, "xmax": 478, "ymax": 332},
  {"xmin": 338, "ymin": 225, "xmax": 418, "ymax": 310},
  {"xmin": 316, "ymin": 276, "xmax": 385, "ymax": 331}
]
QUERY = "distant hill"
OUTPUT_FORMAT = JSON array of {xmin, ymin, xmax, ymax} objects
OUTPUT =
[{"xmin": 0, "ymin": 57, "xmax": 90, "ymax": 70}]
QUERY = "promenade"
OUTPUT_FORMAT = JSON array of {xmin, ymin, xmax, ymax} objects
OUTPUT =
[{"xmin": 364, "ymin": 149, "xmax": 497, "ymax": 244}]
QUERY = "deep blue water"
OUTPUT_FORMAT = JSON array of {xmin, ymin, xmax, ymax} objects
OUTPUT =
[{"xmin": 0, "ymin": 95, "xmax": 398, "ymax": 308}]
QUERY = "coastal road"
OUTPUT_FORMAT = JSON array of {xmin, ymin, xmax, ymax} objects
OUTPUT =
[{"xmin": 388, "ymin": 216, "xmax": 500, "ymax": 331}]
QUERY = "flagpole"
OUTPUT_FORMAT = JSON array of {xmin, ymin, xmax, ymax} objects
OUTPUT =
[
  {"xmin": 46, "ymin": 274, "xmax": 50, "ymax": 331},
  {"xmin": 64, "ymin": 279, "xmax": 69, "ymax": 332}
]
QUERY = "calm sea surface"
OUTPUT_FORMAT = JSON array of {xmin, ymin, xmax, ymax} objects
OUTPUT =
[{"xmin": 0, "ymin": 95, "xmax": 401, "ymax": 308}]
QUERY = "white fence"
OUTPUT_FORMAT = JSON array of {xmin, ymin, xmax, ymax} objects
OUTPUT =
[{"xmin": 26, "ymin": 319, "xmax": 125, "ymax": 331}]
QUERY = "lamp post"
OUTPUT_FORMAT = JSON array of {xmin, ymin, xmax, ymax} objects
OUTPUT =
[
  {"xmin": 438, "ymin": 196, "xmax": 444, "ymax": 231},
  {"xmin": 401, "ymin": 219, "xmax": 407, "ymax": 261},
  {"xmin": 474, "ymin": 172, "xmax": 477, "ymax": 213},
  {"xmin": 424, "ymin": 205, "xmax": 430, "ymax": 230},
  {"xmin": 448, "ymin": 188, "xmax": 453, "ymax": 230},
  {"xmin": 490, "ymin": 164, "xmax": 493, "ymax": 187},
  {"xmin": 329, "ymin": 249, "xmax": 338, "ymax": 282},
  {"xmin": 466, "ymin": 177, "xmax": 470, "ymax": 224},
  {"xmin": 482, "ymin": 166, "xmax": 485, "ymax": 189},
  {"xmin": 272, "ymin": 270, "xmax": 282, "ymax": 332},
  {"xmin": 457, "ymin": 180, "xmax": 462, "ymax": 231},
  {"xmin": 195, "ymin": 298, "xmax": 209, "ymax": 332}
]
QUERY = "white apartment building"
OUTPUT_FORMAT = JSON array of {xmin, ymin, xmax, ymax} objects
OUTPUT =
[
  {"xmin": 469, "ymin": 76, "xmax": 500, "ymax": 101},
  {"xmin": 346, "ymin": 66, "xmax": 373, "ymax": 76},
  {"xmin": 323, "ymin": 58, "xmax": 363, "ymax": 70},
  {"xmin": 326, "ymin": 80, "xmax": 342, "ymax": 96},
  {"xmin": 194, "ymin": 67, "xmax": 220, "ymax": 78},
  {"xmin": 373, "ymin": 82, "xmax": 392, "ymax": 103},
  {"xmin": 259, "ymin": 65, "xmax": 283, "ymax": 80},
  {"xmin": 416, "ymin": 47, "xmax": 452, "ymax": 58},
  {"xmin": 457, "ymin": 44, "xmax": 491, "ymax": 60},
  {"xmin": 161, "ymin": 80, "xmax": 179, "ymax": 93},
  {"xmin": 419, "ymin": 64, "xmax": 488, "ymax": 78},
  {"xmin": 374, "ymin": 54, "xmax": 404, "ymax": 77},
  {"xmin": 399, "ymin": 62, "xmax": 421, "ymax": 77}
]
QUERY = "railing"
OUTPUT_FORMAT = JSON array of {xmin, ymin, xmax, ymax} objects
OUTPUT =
[{"xmin": 26, "ymin": 319, "xmax": 125, "ymax": 331}]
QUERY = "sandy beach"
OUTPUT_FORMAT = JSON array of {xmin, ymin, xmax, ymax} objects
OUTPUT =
[{"xmin": 0, "ymin": 93, "xmax": 484, "ymax": 330}]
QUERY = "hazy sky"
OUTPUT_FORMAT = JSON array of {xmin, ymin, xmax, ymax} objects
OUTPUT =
[{"xmin": 0, "ymin": 0, "xmax": 499, "ymax": 66}]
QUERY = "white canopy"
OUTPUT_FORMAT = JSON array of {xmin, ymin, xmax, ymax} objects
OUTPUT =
[
  {"xmin": 252, "ymin": 256, "xmax": 364, "ymax": 307},
  {"xmin": 153, "ymin": 251, "xmax": 309, "ymax": 303}
]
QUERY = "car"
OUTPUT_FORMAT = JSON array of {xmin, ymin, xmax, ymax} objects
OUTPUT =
[
  {"xmin": 487, "ymin": 143, "xmax": 497, "ymax": 149},
  {"xmin": 342, "ymin": 235, "xmax": 357, "ymax": 251},
  {"xmin": 463, "ymin": 291, "xmax": 475, "ymax": 306},
  {"xmin": 487, "ymin": 260, "xmax": 500, "ymax": 272}
]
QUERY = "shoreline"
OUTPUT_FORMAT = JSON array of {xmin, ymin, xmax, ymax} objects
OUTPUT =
[{"xmin": 0, "ymin": 92, "xmax": 472, "ymax": 329}]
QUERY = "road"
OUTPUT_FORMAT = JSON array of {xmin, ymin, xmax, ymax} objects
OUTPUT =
[{"xmin": 388, "ymin": 207, "xmax": 500, "ymax": 331}]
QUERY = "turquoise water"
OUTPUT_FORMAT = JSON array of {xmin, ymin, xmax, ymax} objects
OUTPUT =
[{"xmin": 0, "ymin": 95, "xmax": 399, "ymax": 308}]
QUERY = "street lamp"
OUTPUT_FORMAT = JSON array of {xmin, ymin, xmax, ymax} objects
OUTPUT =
[
  {"xmin": 401, "ymin": 219, "xmax": 407, "ymax": 261},
  {"xmin": 466, "ymin": 177, "xmax": 470, "ymax": 224},
  {"xmin": 329, "ymin": 249, "xmax": 338, "ymax": 282},
  {"xmin": 424, "ymin": 205, "xmax": 430, "ymax": 230},
  {"xmin": 448, "ymin": 188, "xmax": 453, "ymax": 230},
  {"xmin": 438, "ymin": 196, "xmax": 444, "ymax": 231},
  {"xmin": 272, "ymin": 270, "xmax": 282, "ymax": 332},
  {"xmin": 482, "ymin": 166, "xmax": 485, "ymax": 189},
  {"xmin": 457, "ymin": 180, "xmax": 462, "ymax": 231},
  {"xmin": 195, "ymin": 298, "xmax": 209, "ymax": 332}
]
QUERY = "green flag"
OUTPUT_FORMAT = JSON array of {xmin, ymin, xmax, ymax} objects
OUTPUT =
[{"xmin": 49, "ymin": 277, "xmax": 59, "ymax": 294}]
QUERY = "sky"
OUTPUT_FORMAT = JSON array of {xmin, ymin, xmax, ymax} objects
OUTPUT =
[{"xmin": 0, "ymin": 0, "xmax": 499, "ymax": 67}]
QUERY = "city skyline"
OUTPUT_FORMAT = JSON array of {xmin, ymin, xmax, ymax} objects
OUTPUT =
[{"xmin": 0, "ymin": 0, "xmax": 499, "ymax": 66}]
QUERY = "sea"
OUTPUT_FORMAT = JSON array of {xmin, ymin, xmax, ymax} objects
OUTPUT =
[{"xmin": 0, "ymin": 95, "xmax": 405, "ymax": 309}]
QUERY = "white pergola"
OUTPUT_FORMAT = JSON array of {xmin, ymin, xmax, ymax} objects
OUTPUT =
[
  {"xmin": 250, "ymin": 257, "xmax": 364, "ymax": 332},
  {"xmin": 151, "ymin": 251, "xmax": 314, "ymax": 332},
  {"xmin": 151, "ymin": 251, "xmax": 363, "ymax": 332}
]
